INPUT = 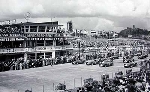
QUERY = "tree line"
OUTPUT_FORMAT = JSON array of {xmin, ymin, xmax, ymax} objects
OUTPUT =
[{"xmin": 119, "ymin": 27, "xmax": 150, "ymax": 38}]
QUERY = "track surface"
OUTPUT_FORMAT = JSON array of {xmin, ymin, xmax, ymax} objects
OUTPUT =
[{"xmin": 0, "ymin": 56, "xmax": 144, "ymax": 92}]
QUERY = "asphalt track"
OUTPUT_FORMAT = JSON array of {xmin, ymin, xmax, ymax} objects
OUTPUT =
[{"xmin": 0, "ymin": 56, "xmax": 144, "ymax": 92}]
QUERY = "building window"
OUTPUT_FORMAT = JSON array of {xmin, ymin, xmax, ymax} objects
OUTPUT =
[
  {"xmin": 45, "ymin": 52, "xmax": 52, "ymax": 58},
  {"xmin": 45, "ymin": 40, "xmax": 53, "ymax": 46},
  {"xmin": 38, "ymin": 26, "xmax": 45, "ymax": 32},
  {"xmin": 21, "ymin": 26, "xmax": 24, "ymax": 32},
  {"xmin": 37, "ymin": 40, "xmax": 44, "ymax": 46},
  {"xmin": 28, "ymin": 54, "xmax": 35, "ymax": 59},
  {"xmin": 30, "ymin": 26, "xmax": 37, "ymax": 32},
  {"xmin": 37, "ymin": 53, "xmax": 44, "ymax": 59},
  {"xmin": 25, "ymin": 26, "xmax": 29, "ymax": 32},
  {"xmin": 46, "ymin": 26, "xmax": 52, "ymax": 32}
]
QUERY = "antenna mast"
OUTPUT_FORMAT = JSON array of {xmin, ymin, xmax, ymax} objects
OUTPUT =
[{"xmin": 24, "ymin": 12, "xmax": 31, "ymax": 22}]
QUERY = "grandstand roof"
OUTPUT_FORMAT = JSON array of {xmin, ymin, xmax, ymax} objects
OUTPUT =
[{"xmin": 1, "ymin": 21, "xmax": 63, "ymax": 26}]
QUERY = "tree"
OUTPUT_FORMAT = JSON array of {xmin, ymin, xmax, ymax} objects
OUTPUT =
[{"xmin": 119, "ymin": 27, "xmax": 150, "ymax": 38}]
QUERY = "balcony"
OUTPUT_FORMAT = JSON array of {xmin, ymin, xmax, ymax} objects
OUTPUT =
[
  {"xmin": 0, "ymin": 45, "xmax": 74, "ymax": 54},
  {"xmin": 34, "ymin": 45, "xmax": 73, "ymax": 52}
]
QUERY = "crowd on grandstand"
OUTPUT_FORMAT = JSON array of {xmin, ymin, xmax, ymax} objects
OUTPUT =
[
  {"xmin": 0, "ymin": 26, "xmax": 23, "ymax": 34},
  {"xmin": 71, "ymin": 37, "xmax": 148, "ymax": 49}
]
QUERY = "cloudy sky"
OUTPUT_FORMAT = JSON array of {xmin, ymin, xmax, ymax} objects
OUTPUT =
[{"xmin": 0, "ymin": 0, "xmax": 150, "ymax": 32}]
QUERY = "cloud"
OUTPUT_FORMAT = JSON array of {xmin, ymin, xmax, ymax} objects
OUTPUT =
[
  {"xmin": 31, "ymin": 4, "xmax": 45, "ymax": 15},
  {"xmin": 0, "ymin": 0, "xmax": 150, "ymax": 32}
]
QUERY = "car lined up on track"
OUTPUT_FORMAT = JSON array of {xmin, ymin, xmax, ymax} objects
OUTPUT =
[{"xmin": 99, "ymin": 59, "xmax": 113, "ymax": 67}]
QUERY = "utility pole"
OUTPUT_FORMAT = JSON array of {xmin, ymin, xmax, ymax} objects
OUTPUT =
[
  {"xmin": 74, "ymin": 78, "xmax": 75, "ymax": 88},
  {"xmin": 81, "ymin": 77, "xmax": 82, "ymax": 86},
  {"xmin": 43, "ymin": 85, "xmax": 44, "ymax": 92},
  {"xmin": 53, "ymin": 83, "xmax": 55, "ymax": 91},
  {"xmin": 64, "ymin": 81, "xmax": 65, "ymax": 85},
  {"xmin": 79, "ymin": 41, "xmax": 80, "ymax": 60}
]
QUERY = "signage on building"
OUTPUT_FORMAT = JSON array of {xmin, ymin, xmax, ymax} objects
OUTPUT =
[
  {"xmin": 0, "ymin": 37, "xmax": 24, "ymax": 41},
  {"xmin": 16, "ymin": 38, "xmax": 24, "ymax": 40},
  {"xmin": 35, "ymin": 47, "xmax": 46, "ymax": 51},
  {"xmin": 0, "ymin": 34, "xmax": 24, "ymax": 37},
  {"xmin": 26, "ymin": 34, "xmax": 52, "ymax": 37}
]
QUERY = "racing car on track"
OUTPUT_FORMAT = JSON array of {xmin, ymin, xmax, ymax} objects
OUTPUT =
[
  {"xmin": 124, "ymin": 62, "xmax": 137, "ymax": 68},
  {"xmin": 99, "ymin": 59, "xmax": 113, "ymax": 67},
  {"xmin": 72, "ymin": 59, "xmax": 86, "ymax": 65},
  {"xmin": 86, "ymin": 59, "xmax": 99, "ymax": 65}
]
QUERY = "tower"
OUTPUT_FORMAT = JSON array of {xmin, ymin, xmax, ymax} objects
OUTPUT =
[
  {"xmin": 67, "ymin": 21, "xmax": 73, "ymax": 32},
  {"xmin": 133, "ymin": 25, "xmax": 135, "ymax": 29}
]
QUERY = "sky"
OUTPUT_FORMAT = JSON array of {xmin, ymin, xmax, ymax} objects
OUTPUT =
[{"xmin": 0, "ymin": 0, "xmax": 150, "ymax": 32}]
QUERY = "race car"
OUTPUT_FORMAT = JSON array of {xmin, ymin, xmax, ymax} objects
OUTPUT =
[
  {"xmin": 110, "ymin": 55, "xmax": 119, "ymax": 60},
  {"xmin": 86, "ymin": 59, "xmax": 99, "ymax": 65},
  {"xmin": 138, "ymin": 54, "xmax": 148, "ymax": 59},
  {"xmin": 99, "ymin": 59, "xmax": 113, "ymax": 67},
  {"xmin": 124, "ymin": 62, "xmax": 137, "ymax": 68},
  {"xmin": 123, "ymin": 55, "xmax": 134, "ymax": 63},
  {"xmin": 115, "ymin": 71, "xmax": 123, "ymax": 79},
  {"xmin": 72, "ymin": 59, "xmax": 85, "ymax": 65}
]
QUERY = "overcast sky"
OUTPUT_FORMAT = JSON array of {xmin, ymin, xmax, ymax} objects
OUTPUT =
[{"xmin": 0, "ymin": 0, "xmax": 150, "ymax": 32}]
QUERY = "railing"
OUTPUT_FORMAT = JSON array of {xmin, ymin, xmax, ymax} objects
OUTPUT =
[
  {"xmin": 0, "ymin": 45, "xmax": 148, "ymax": 54},
  {"xmin": 34, "ymin": 46, "xmax": 55, "ymax": 51},
  {"xmin": 0, "ymin": 46, "xmax": 73, "ymax": 53}
]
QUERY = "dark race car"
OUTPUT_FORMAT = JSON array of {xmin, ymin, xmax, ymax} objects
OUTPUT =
[
  {"xmin": 124, "ymin": 62, "xmax": 137, "ymax": 68},
  {"xmin": 54, "ymin": 57, "xmax": 67, "ymax": 65},
  {"xmin": 123, "ymin": 56, "xmax": 134, "ymax": 63},
  {"xmin": 72, "ymin": 59, "xmax": 85, "ymax": 65},
  {"xmin": 110, "ymin": 55, "xmax": 119, "ymax": 60},
  {"xmin": 134, "ymin": 52, "xmax": 142, "ymax": 56},
  {"xmin": 138, "ymin": 54, "xmax": 148, "ymax": 59},
  {"xmin": 99, "ymin": 59, "xmax": 113, "ymax": 67},
  {"xmin": 66, "ymin": 56, "xmax": 75, "ymax": 63},
  {"xmin": 99, "ymin": 58, "xmax": 107, "ymax": 63},
  {"xmin": 115, "ymin": 71, "xmax": 123, "ymax": 79},
  {"xmin": 86, "ymin": 59, "xmax": 99, "ymax": 65},
  {"xmin": 29, "ymin": 59, "xmax": 39, "ymax": 68}
]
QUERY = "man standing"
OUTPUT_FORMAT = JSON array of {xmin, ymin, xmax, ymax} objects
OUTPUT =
[
  {"xmin": 19, "ymin": 63, "xmax": 22, "ymax": 70},
  {"xmin": 51, "ymin": 59, "xmax": 53, "ymax": 66}
]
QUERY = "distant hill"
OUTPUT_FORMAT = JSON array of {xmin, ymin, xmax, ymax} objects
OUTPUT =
[{"xmin": 119, "ymin": 27, "xmax": 150, "ymax": 38}]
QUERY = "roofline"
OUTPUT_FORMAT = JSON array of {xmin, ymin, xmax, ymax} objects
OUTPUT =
[
  {"xmin": 20, "ymin": 21, "xmax": 59, "ymax": 25},
  {"xmin": 1, "ymin": 21, "xmax": 63, "ymax": 26}
]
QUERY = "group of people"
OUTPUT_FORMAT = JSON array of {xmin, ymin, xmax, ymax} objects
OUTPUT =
[
  {"xmin": 0, "ymin": 26, "xmax": 23, "ymax": 34},
  {"xmin": 54, "ymin": 60, "xmax": 150, "ymax": 92},
  {"xmin": 0, "ymin": 58, "xmax": 55, "ymax": 72},
  {"xmin": 71, "ymin": 37, "xmax": 149, "ymax": 52}
]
